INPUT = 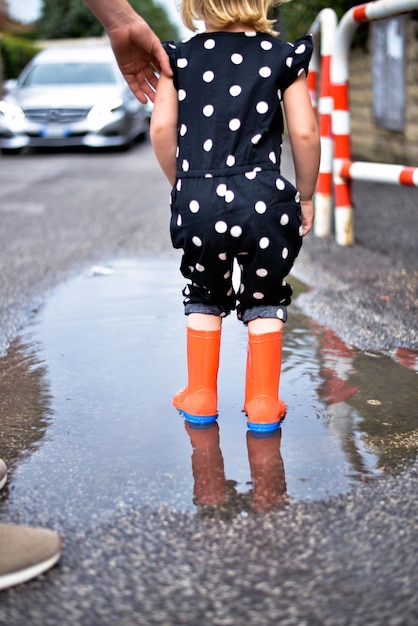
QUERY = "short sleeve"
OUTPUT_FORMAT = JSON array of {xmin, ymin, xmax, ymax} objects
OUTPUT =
[
  {"xmin": 162, "ymin": 41, "xmax": 179, "ymax": 90},
  {"xmin": 282, "ymin": 35, "xmax": 313, "ymax": 91}
]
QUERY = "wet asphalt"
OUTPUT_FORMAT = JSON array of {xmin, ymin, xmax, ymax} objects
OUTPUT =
[{"xmin": 0, "ymin": 141, "xmax": 417, "ymax": 625}]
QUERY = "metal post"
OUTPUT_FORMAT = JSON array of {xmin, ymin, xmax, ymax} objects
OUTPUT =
[{"xmin": 331, "ymin": 0, "xmax": 418, "ymax": 245}]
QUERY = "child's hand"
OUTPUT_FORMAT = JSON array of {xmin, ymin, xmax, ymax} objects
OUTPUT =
[{"xmin": 300, "ymin": 199, "xmax": 314, "ymax": 236}]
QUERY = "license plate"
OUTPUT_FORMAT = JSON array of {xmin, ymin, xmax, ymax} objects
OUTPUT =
[{"xmin": 40, "ymin": 125, "xmax": 70, "ymax": 138}]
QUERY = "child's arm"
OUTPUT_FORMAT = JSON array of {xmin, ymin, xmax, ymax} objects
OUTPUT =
[
  {"xmin": 283, "ymin": 75, "xmax": 320, "ymax": 236},
  {"xmin": 150, "ymin": 73, "xmax": 178, "ymax": 186}
]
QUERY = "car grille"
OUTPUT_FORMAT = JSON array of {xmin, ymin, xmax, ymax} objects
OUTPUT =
[{"xmin": 24, "ymin": 108, "xmax": 89, "ymax": 123}]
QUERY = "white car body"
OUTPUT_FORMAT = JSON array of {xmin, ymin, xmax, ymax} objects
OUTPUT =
[{"xmin": 0, "ymin": 44, "xmax": 149, "ymax": 153}]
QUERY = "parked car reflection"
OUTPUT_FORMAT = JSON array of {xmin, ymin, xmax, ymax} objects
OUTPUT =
[{"xmin": 0, "ymin": 44, "xmax": 149, "ymax": 154}]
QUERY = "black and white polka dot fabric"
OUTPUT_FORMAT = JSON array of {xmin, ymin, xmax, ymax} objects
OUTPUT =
[{"xmin": 163, "ymin": 32, "xmax": 313, "ymax": 323}]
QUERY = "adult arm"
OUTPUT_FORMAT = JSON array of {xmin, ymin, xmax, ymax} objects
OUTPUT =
[
  {"xmin": 283, "ymin": 75, "xmax": 320, "ymax": 236},
  {"xmin": 83, "ymin": 0, "xmax": 172, "ymax": 103}
]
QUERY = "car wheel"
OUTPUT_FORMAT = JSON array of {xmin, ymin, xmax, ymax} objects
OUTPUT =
[{"xmin": 135, "ymin": 131, "xmax": 147, "ymax": 144}]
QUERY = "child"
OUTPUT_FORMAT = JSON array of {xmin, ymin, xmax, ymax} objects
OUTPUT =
[{"xmin": 150, "ymin": 0, "xmax": 320, "ymax": 433}]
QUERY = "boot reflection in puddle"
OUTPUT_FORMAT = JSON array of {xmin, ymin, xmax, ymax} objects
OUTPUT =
[
  {"xmin": 246, "ymin": 429, "xmax": 288, "ymax": 513},
  {"xmin": 184, "ymin": 422, "xmax": 287, "ymax": 517},
  {"xmin": 184, "ymin": 422, "xmax": 229, "ymax": 513}
]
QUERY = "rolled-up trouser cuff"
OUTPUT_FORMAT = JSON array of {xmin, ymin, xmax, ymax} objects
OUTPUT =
[
  {"xmin": 185, "ymin": 303, "xmax": 231, "ymax": 318},
  {"xmin": 184, "ymin": 303, "xmax": 288, "ymax": 324},
  {"xmin": 240, "ymin": 305, "xmax": 288, "ymax": 325}
]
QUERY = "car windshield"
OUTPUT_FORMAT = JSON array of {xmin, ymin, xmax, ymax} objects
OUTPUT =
[{"xmin": 21, "ymin": 62, "xmax": 117, "ymax": 86}]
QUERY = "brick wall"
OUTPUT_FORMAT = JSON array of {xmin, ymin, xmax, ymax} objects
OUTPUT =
[{"xmin": 349, "ymin": 16, "xmax": 418, "ymax": 166}]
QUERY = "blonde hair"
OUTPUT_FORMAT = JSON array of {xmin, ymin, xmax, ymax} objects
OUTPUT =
[{"xmin": 181, "ymin": 0, "xmax": 290, "ymax": 36}]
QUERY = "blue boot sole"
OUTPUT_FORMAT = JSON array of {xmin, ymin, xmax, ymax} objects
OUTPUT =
[
  {"xmin": 247, "ymin": 417, "xmax": 284, "ymax": 434},
  {"xmin": 178, "ymin": 410, "xmax": 218, "ymax": 427}
]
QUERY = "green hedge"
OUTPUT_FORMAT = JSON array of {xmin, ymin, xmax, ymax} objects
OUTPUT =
[{"xmin": 1, "ymin": 34, "xmax": 40, "ymax": 80}]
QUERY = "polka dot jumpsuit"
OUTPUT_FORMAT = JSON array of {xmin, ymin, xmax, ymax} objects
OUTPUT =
[{"xmin": 163, "ymin": 33, "xmax": 313, "ymax": 324}]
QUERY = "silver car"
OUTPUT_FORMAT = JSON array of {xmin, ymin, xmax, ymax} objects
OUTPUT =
[{"xmin": 0, "ymin": 44, "xmax": 149, "ymax": 154}]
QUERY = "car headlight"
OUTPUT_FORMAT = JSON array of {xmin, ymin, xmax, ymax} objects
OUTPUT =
[
  {"xmin": 87, "ymin": 98, "xmax": 124, "ymax": 127},
  {"xmin": 0, "ymin": 101, "xmax": 25, "ymax": 122}
]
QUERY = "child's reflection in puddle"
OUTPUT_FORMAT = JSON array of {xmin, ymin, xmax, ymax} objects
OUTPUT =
[{"xmin": 184, "ymin": 422, "xmax": 288, "ymax": 519}]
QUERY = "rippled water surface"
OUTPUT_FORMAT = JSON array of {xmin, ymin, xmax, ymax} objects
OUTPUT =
[{"xmin": 1, "ymin": 258, "xmax": 417, "ymax": 526}]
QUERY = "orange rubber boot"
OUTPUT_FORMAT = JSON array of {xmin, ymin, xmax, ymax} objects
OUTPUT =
[
  {"xmin": 173, "ymin": 327, "xmax": 221, "ymax": 426},
  {"xmin": 244, "ymin": 330, "xmax": 286, "ymax": 433}
]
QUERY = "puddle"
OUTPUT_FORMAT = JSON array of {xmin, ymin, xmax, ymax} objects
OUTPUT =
[{"xmin": 0, "ymin": 258, "xmax": 417, "ymax": 526}]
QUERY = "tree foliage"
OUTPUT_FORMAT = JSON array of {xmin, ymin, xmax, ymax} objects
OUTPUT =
[
  {"xmin": 277, "ymin": 0, "xmax": 368, "ymax": 41},
  {"xmin": 35, "ymin": 0, "xmax": 180, "ymax": 41},
  {"xmin": 130, "ymin": 0, "xmax": 181, "ymax": 41},
  {"xmin": 1, "ymin": 34, "xmax": 39, "ymax": 79}
]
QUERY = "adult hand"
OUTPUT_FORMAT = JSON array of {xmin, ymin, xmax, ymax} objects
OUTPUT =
[
  {"xmin": 83, "ymin": 0, "xmax": 172, "ymax": 103},
  {"xmin": 107, "ymin": 17, "xmax": 173, "ymax": 104}
]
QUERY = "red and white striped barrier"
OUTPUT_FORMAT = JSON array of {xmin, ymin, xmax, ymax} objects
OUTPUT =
[
  {"xmin": 309, "ymin": 8, "xmax": 338, "ymax": 238},
  {"xmin": 339, "ymin": 161, "xmax": 418, "ymax": 187},
  {"xmin": 307, "ymin": 39, "xmax": 318, "ymax": 115},
  {"xmin": 331, "ymin": 0, "xmax": 418, "ymax": 245}
]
